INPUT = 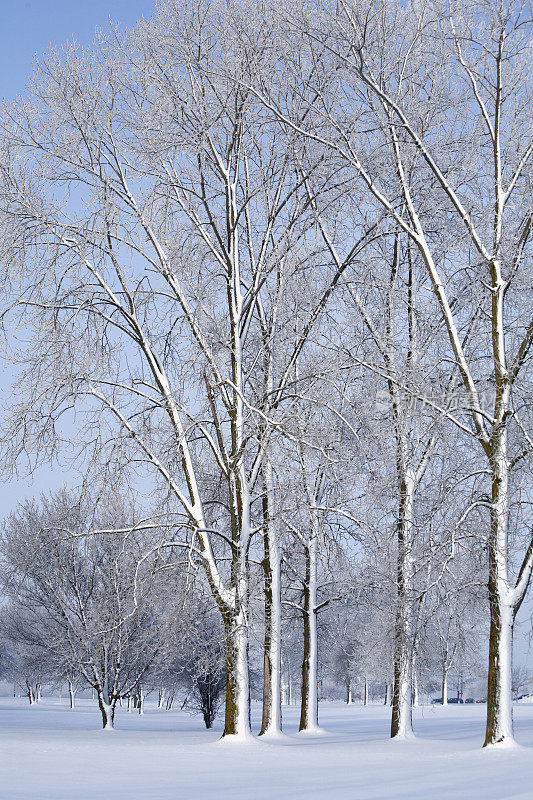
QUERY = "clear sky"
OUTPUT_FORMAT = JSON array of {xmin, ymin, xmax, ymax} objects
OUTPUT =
[
  {"xmin": 0, "ymin": 0, "xmax": 157, "ymax": 515},
  {"xmin": 0, "ymin": 0, "xmax": 155, "ymax": 101}
]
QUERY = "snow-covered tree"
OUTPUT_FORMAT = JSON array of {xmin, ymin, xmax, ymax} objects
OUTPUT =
[
  {"xmin": 263, "ymin": 0, "xmax": 532, "ymax": 745},
  {"xmin": 0, "ymin": 490, "xmax": 174, "ymax": 728}
]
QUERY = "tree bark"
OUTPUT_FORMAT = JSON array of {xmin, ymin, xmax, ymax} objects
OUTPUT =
[
  {"xmin": 259, "ymin": 460, "xmax": 282, "ymax": 737},
  {"xmin": 384, "ymin": 682, "xmax": 391, "ymax": 706},
  {"xmin": 484, "ymin": 422, "xmax": 514, "ymax": 745},
  {"xmin": 442, "ymin": 669, "xmax": 448, "ymax": 706},
  {"xmin": 299, "ymin": 537, "xmax": 319, "ymax": 732},
  {"xmin": 391, "ymin": 470, "xmax": 415, "ymax": 738},
  {"xmin": 98, "ymin": 692, "xmax": 116, "ymax": 730},
  {"xmin": 222, "ymin": 605, "xmax": 251, "ymax": 738}
]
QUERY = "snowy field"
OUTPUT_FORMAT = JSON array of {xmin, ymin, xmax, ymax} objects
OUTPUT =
[{"xmin": 1, "ymin": 699, "xmax": 532, "ymax": 799}]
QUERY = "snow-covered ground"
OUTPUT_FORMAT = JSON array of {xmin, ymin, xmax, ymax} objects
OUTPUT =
[{"xmin": 1, "ymin": 698, "xmax": 532, "ymax": 799}]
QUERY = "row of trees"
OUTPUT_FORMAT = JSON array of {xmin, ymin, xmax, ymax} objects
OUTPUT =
[
  {"xmin": 0, "ymin": 489, "xmax": 494, "ymax": 730},
  {"xmin": 0, "ymin": 0, "xmax": 531, "ymax": 746},
  {"xmin": 0, "ymin": 491, "xmax": 227, "ymax": 728}
]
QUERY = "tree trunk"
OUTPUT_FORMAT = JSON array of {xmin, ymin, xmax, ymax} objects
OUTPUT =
[
  {"xmin": 68, "ymin": 680, "xmax": 76, "ymax": 709},
  {"xmin": 98, "ymin": 692, "xmax": 115, "ymax": 730},
  {"xmin": 391, "ymin": 470, "xmax": 415, "ymax": 738},
  {"xmin": 259, "ymin": 461, "xmax": 282, "ymax": 737},
  {"xmin": 158, "ymin": 687, "xmax": 165, "ymax": 709},
  {"xmin": 484, "ymin": 424, "xmax": 514, "ymax": 745},
  {"xmin": 281, "ymin": 669, "xmax": 288, "ymax": 706},
  {"xmin": 222, "ymin": 605, "xmax": 251, "ymax": 738},
  {"xmin": 283, "ymin": 654, "xmax": 293, "ymax": 706},
  {"xmin": 412, "ymin": 670, "xmax": 418, "ymax": 707},
  {"xmin": 441, "ymin": 669, "xmax": 448, "ymax": 706},
  {"xmin": 346, "ymin": 680, "xmax": 353, "ymax": 705},
  {"xmin": 485, "ymin": 598, "xmax": 514, "ymax": 745},
  {"xmin": 391, "ymin": 599, "xmax": 413, "ymax": 735},
  {"xmin": 259, "ymin": 561, "xmax": 282, "ymax": 735},
  {"xmin": 384, "ymin": 682, "xmax": 391, "ymax": 706},
  {"xmin": 299, "ymin": 537, "xmax": 319, "ymax": 732},
  {"xmin": 363, "ymin": 677, "xmax": 368, "ymax": 706}
]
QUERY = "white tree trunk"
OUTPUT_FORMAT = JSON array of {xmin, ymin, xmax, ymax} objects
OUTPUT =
[
  {"xmin": 384, "ymin": 682, "xmax": 392, "ymax": 706},
  {"xmin": 442, "ymin": 670, "xmax": 448, "ymax": 706},
  {"xmin": 412, "ymin": 670, "xmax": 418, "ymax": 707},
  {"xmin": 281, "ymin": 666, "xmax": 288, "ymax": 706},
  {"xmin": 223, "ymin": 605, "xmax": 251, "ymax": 739},
  {"xmin": 485, "ymin": 422, "xmax": 514, "ymax": 745}
]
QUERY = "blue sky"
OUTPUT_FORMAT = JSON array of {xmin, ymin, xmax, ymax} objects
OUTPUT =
[
  {"xmin": 1, "ymin": 0, "xmax": 155, "ymax": 101},
  {"xmin": 0, "ymin": 0, "xmax": 156, "ymax": 515}
]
